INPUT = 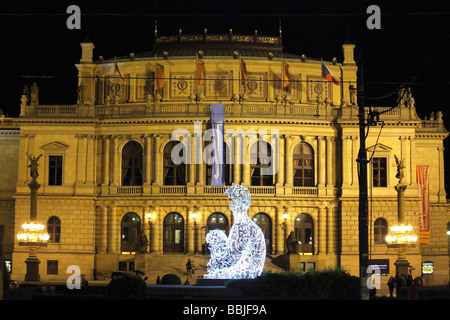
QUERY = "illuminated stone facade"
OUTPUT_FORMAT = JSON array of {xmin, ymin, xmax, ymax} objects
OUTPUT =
[{"xmin": 0, "ymin": 31, "xmax": 448, "ymax": 285}]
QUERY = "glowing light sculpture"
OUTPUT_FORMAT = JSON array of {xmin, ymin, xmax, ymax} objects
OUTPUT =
[{"xmin": 204, "ymin": 185, "xmax": 266, "ymax": 279}]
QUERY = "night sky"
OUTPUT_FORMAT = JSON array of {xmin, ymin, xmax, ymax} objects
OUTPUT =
[{"xmin": 1, "ymin": 0, "xmax": 449, "ymax": 188}]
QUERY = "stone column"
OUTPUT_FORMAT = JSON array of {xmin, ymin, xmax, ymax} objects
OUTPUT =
[
  {"xmin": 111, "ymin": 135, "xmax": 119, "ymax": 187},
  {"xmin": 276, "ymin": 135, "xmax": 285, "ymax": 187},
  {"xmin": 438, "ymin": 146, "xmax": 447, "ymax": 202},
  {"xmin": 97, "ymin": 206, "xmax": 108, "ymax": 253},
  {"xmin": 196, "ymin": 133, "xmax": 204, "ymax": 186},
  {"xmin": 153, "ymin": 135, "xmax": 162, "ymax": 186},
  {"xmin": 102, "ymin": 136, "xmax": 110, "ymax": 186},
  {"xmin": 285, "ymin": 135, "xmax": 294, "ymax": 187},
  {"xmin": 144, "ymin": 135, "xmax": 152, "ymax": 187},
  {"xmin": 108, "ymin": 204, "xmax": 118, "ymax": 253},
  {"xmin": 242, "ymin": 135, "xmax": 250, "ymax": 186},
  {"xmin": 86, "ymin": 135, "xmax": 95, "ymax": 187},
  {"xmin": 342, "ymin": 136, "xmax": 351, "ymax": 187},
  {"xmin": 318, "ymin": 205, "xmax": 327, "ymax": 255},
  {"xmin": 318, "ymin": 136, "xmax": 326, "ymax": 191},
  {"xmin": 233, "ymin": 134, "xmax": 242, "ymax": 184},
  {"xmin": 326, "ymin": 137, "xmax": 333, "ymax": 188}
]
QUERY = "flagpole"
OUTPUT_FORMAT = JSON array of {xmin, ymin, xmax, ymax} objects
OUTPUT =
[
  {"xmin": 196, "ymin": 53, "xmax": 198, "ymax": 100},
  {"xmin": 239, "ymin": 53, "xmax": 241, "ymax": 103},
  {"xmin": 154, "ymin": 53, "xmax": 157, "ymax": 105}
]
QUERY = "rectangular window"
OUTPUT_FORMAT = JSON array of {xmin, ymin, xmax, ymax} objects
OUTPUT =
[
  {"xmin": 48, "ymin": 156, "xmax": 63, "ymax": 186},
  {"xmin": 372, "ymin": 157, "xmax": 387, "ymax": 187},
  {"xmin": 47, "ymin": 260, "xmax": 58, "ymax": 275}
]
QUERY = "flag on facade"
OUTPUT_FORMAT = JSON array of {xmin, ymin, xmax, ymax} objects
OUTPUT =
[
  {"xmin": 240, "ymin": 58, "xmax": 248, "ymax": 86},
  {"xmin": 114, "ymin": 61, "xmax": 125, "ymax": 81},
  {"xmin": 282, "ymin": 62, "xmax": 291, "ymax": 87},
  {"xmin": 321, "ymin": 63, "xmax": 340, "ymax": 85},
  {"xmin": 197, "ymin": 59, "xmax": 206, "ymax": 86},
  {"xmin": 155, "ymin": 64, "xmax": 164, "ymax": 90},
  {"xmin": 210, "ymin": 104, "xmax": 225, "ymax": 187}
]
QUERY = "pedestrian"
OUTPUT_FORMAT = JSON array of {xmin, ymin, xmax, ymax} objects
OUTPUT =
[
  {"xmin": 410, "ymin": 278, "xmax": 420, "ymax": 300},
  {"xmin": 81, "ymin": 276, "xmax": 89, "ymax": 295},
  {"xmin": 186, "ymin": 259, "xmax": 192, "ymax": 277},
  {"xmin": 406, "ymin": 274, "xmax": 413, "ymax": 287},
  {"xmin": 387, "ymin": 276, "xmax": 395, "ymax": 298},
  {"xmin": 191, "ymin": 260, "xmax": 196, "ymax": 275}
]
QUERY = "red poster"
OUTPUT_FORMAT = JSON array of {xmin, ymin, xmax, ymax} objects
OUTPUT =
[{"xmin": 417, "ymin": 165, "xmax": 430, "ymax": 243}]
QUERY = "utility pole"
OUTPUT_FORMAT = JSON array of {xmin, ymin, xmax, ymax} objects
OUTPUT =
[{"xmin": 356, "ymin": 54, "xmax": 369, "ymax": 299}]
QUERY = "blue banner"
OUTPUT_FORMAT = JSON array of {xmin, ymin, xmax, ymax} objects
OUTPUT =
[{"xmin": 210, "ymin": 104, "xmax": 225, "ymax": 186}]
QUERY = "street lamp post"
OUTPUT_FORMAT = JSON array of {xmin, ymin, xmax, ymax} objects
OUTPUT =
[
  {"xmin": 281, "ymin": 212, "xmax": 288, "ymax": 254},
  {"xmin": 386, "ymin": 157, "xmax": 417, "ymax": 275},
  {"xmin": 192, "ymin": 212, "xmax": 198, "ymax": 254},
  {"xmin": 17, "ymin": 154, "xmax": 49, "ymax": 281},
  {"xmin": 145, "ymin": 212, "xmax": 153, "ymax": 254}
]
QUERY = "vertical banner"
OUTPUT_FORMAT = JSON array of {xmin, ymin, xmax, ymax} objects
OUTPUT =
[
  {"xmin": 417, "ymin": 165, "xmax": 430, "ymax": 244},
  {"xmin": 210, "ymin": 104, "xmax": 225, "ymax": 186}
]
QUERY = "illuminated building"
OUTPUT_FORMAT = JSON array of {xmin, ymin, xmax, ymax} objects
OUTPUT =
[{"xmin": 0, "ymin": 29, "xmax": 448, "ymax": 285}]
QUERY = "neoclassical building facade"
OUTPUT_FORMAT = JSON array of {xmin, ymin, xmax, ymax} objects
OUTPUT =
[{"xmin": 0, "ymin": 31, "xmax": 449, "ymax": 285}]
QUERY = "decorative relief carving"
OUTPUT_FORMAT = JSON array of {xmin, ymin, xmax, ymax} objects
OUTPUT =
[
  {"xmin": 241, "ymin": 72, "xmax": 267, "ymax": 101},
  {"xmin": 205, "ymin": 72, "xmax": 231, "ymax": 99},
  {"xmin": 170, "ymin": 73, "xmax": 194, "ymax": 100},
  {"xmin": 135, "ymin": 73, "xmax": 154, "ymax": 101},
  {"xmin": 306, "ymin": 75, "xmax": 331, "ymax": 102}
]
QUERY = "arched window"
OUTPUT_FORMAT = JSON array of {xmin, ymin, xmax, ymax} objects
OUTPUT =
[
  {"xmin": 207, "ymin": 212, "xmax": 229, "ymax": 235},
  {"xmin": 250, "ymin": 141, "xmax": 273, "ymax": 186},
  {"xmin": 122, "ymin": 141, "xmax": 143, "ymax": 186},
  {"xmin": 252, "ymin": 213, "xmax": 272, "ymax": 254},
  {"xmin": 163, "ymin": 212, "xmax": 184, "ymax": 253},
  {"xmin": 47, "ymin": 216, "xmax": 61, "ymax": 243},
  {"xmin": 206, "ymin": 142, "xmax": 232, "ymax": 186},
  {"xmin": 294, "ymin": 214, "xmax": 314, "ymax": 254},
  {"xmin": 163, "ymin": 141, "xmax": 186, "ymax": 185},
  {"xmin": 374, "ymin": 218, "xmax": 388, "ymax": 244},
  {"xmin": 121, "ymin": 212, "xmax": 141, "ymax": 253},
  {"xmin": 293, "ymin": 142, "xmax": 314, "ymax": 187}
]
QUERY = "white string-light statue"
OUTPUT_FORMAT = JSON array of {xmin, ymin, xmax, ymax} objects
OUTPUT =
[{"xmin": 204, "ymin": 185, "xmax": 266, "ymax": 279}]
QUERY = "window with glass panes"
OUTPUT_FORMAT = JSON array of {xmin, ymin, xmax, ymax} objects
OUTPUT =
[
  {"xmin": 48, "ymin": 155, "xmax": 62, "ymax": 185},
  {"xmin": 372, "ymin": 157, "xmax": 387, "ymax": 187}
]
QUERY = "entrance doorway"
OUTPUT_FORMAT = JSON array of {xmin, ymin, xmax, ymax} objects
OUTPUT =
[
  {"xmin": 252, "ymin": 213, "xmax": 272, "ymax": 254},
  {"xmin": 163, "ymin": 212, "xmax": 184, "ymax": 253}
]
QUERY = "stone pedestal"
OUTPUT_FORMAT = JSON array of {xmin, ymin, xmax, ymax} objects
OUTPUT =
[
  {"xmin": 282, "ymin": 253, "xmax": 301, "ymax": 272},
  {"xmin": 24, "ymin": 255, "xmax": 41, "ymax": 282}
]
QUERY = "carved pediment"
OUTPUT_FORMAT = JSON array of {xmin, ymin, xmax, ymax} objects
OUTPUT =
[
  {"xmin": 366, "ymin": 143, "xmax": 392, "ymax": 153},
  {"xmin": 40, "ymin": 141, "xmax": 70, "ymax": 151}
]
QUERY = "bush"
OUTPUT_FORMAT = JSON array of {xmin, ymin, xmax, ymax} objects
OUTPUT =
[
  {"xmin": 106, "ymin": 274, "xmax": 147, "ymax": 300},
  {"xmin": 227, "ymin": 269, "xmax": 360, "ymax": 299},
  {"xmin": 160, "ymin": 274, "xmax": 181, "ymax": 285}
]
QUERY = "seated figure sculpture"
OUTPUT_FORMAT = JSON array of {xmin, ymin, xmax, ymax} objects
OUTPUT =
[{"xmin": 204, "ymin": 185, "xmax": 266, "ymax": 279}]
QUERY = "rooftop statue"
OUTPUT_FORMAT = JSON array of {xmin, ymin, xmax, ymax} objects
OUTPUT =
[{"xmin": 204, "ymin": 185, "xmax": 266, "ymax": 279}]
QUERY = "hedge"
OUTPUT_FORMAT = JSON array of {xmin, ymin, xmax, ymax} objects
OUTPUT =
[{"xmin": 226, "ymin": 269, "xmax": 361, "ymax": 299}]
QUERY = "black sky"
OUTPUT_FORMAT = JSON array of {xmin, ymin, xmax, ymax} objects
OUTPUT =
[{"xmin": 1, "ymin": 0, "xmax": 450, "ymax": 188}]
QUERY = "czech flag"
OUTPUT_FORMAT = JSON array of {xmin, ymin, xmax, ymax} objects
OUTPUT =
[
  {"xmin": 114, "ymin": 62, "xmax": 125, "ymax": 81},
  {"xmin": 240, "ymin": 59, "xmax": 248, "ymax": 86},
  {"xmin": 155, "ymin": 64, "xmax": 164, "ymax": 90},
  {"xmin": 197, "ymin": 60, "xmax": 206, "ymax": 86},
  {"xmin": 321, "ymin": 63, "xmax": 340, "ymax": 86}
]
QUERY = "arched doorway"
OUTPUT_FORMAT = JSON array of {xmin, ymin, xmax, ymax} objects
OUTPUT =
[
  {"xmin": 252, "ymin": 213, "xmax": 272, "ymax": 254},
  {"xmin": 121, "ymin": 212, "xmax": 141, "ymax": 253},
  {"xmin": 294, "ymin": 213, "xmax": 314, "ymax": 254},
  {"xmin": 163, "ymin": 212, "xmax": 184, "ymax": 253}
]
